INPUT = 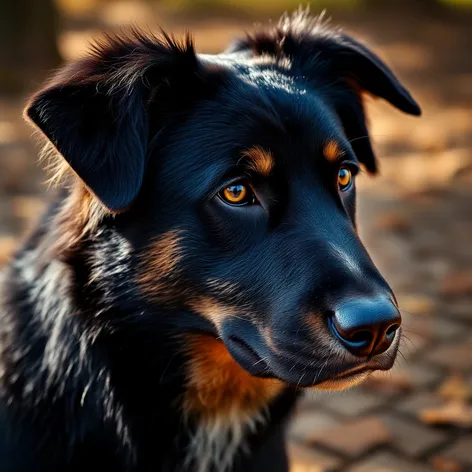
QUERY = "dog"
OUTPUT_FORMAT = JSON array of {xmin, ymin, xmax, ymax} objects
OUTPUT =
[{"xmin": 0, "ymin": 9, "xmax": 420, "ymax": 472}]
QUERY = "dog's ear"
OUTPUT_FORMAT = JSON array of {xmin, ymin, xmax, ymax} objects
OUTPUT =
[
  {"xmin": 25, "ymin": 31, "xmax": 200, "ymax": 211},
  {"xmin": 228, "ymin": 11, "xmax": 421, "ymax": 173}
]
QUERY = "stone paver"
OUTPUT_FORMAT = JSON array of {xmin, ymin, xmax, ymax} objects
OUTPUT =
[
  {"xmin": 429, "ymin": 455, "xmax": 465, "ymax": 472},
  {"xmin": 364, "ymin": 363, "xmax": 443, "ymax": 395},
  {"xmin": 448, "ymin": 302, "xmax": 472, "ymax": 322},
  {"xmin": 424, "ymin": 344, "xmax": 472, "ymax": 371},
  {"xmin": 438, "ymin": 436, "xmax": 472, "ymax": 467},
  {"xmin": 289, "ymin": 410, "xmax": 339, "ymax": 441},
  {"xmin": 319, "ymin": 390, "xmax": 389, "ymax": 417},
  {"xmin": 379, "ymin": 414, "xmax": 448, "ymax": 458},
  {"xmin": 307, "ymin": 417, "xmax": 391, "ymax": 458},
  {"xmin": 439, "ymin": 271, "xmax": 472, "ymax": 297},
  {"xmin": 288, "ymin": 443, "xmax": 341, "ymax": 472},
  {"xmin": 396, "ymin": 392, "xmax": 446, "ymax": 417},
  {"xmin": 403, "ymin": 316, "xmax": 468, "ymax": 343},
  {"xmin": 347, "ymin": 451, "xmax": 434, "ymax": 472}
]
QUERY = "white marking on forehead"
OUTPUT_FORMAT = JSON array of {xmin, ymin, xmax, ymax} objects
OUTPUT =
[{"xmin": 242, "ymin": 69, "xmax": 307, "ymax": 96}]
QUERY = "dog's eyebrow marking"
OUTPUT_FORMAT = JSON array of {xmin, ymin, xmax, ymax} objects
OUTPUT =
[
  {"xmin": 323, "ymin": 140, "xmax": 344, "ymax": 162},
  {"xmin": 241, "ymin": 146, "xmax": 274, "ymax": 176}
]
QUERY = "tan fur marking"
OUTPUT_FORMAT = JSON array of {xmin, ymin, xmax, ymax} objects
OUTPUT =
[
  {"xmin": 47, "ymin": 183, "xmax": 106, "ymax": 259},
  {"xmin": 242, "ymin": 146, "xmax": 274, "ymax": 176},
  {"xmin": 323, "ymin": 140, "xmax": 344, "ymax": 162},
  {"xmin": 138, "ymin": 229, "xmax": 184, "ymax": 300},
  {"xmin": 205, "ymin": 278, "xmax": 240, "ymax": 298},
  {"xmin": 262, "ymin": 326, "xmax": 280, "ymax": 354},
  {"xmin": 304, "ymin": 314, "xmax": 325, "ymax": 336},
  {"xmin": 183, "ymin": 334, "xmax": 284, "ymax": 418},
  {"xmin": 187, "ymin": 296, "xmax": 237, "ymax": 328}
]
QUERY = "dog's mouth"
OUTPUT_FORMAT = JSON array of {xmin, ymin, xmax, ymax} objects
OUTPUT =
[{"xmin": 224, "ymin": 331, "xmax": 398, "ymax": 390}]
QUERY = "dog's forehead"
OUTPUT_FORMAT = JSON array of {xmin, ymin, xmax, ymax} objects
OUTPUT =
[
  {"xmin": 156, "ymin": 58, "xmax": 350, "ymax": 193},
  {"xmin": 238, "ymin": 64, "xmax": 306, "ymax": 96}
]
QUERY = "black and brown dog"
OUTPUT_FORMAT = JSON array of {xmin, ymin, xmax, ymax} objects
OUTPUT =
[{"xmin": 0, "ymin": 10, "xmax": 420, "ymax": 472}]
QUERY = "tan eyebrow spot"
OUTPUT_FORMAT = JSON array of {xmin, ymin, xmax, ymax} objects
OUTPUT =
[
  {"xmin": 242, "ymin": 146, "xmax": 274, "ymax": 176},
  {"xmin": 323, "ymin": 140, "xmax": 344, "ymax": 162}
]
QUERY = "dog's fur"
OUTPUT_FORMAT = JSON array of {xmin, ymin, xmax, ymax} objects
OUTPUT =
[{"xmin": 0, "ymin": 10, "xmax": 420, "ymax": 472}]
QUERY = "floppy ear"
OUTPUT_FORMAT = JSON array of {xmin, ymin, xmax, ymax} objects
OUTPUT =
[
  {"xmin": 25, "ymin": 31, "xmax": 199, "ymax": 211},
  {"xmin": 228, "ymin": 10, "xmax": 421, "ymax": 173}
]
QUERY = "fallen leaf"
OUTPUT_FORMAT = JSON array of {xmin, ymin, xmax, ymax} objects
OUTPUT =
[
  {"xmin": 419, "ymin": 400, "xmax": 472, "ymax": 428},
  {"xmin": 430, "ymin": 455, "xmax": 465, "ymax": 472},
  {"xmin": 438, "ymin": 374, "xmax": 472, "ymax": 402}
]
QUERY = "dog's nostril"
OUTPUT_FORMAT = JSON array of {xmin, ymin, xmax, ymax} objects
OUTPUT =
[
  {"xmin": 329, "ymin": 297, "xmax": 401, "ymax": 357},
  {"xmin": 386, "ymin": 323, "xmax": 400, "ymax": 339},
  {"xmin": 350, "ymin": 330, "xmax": 373, "ymax": 344}
]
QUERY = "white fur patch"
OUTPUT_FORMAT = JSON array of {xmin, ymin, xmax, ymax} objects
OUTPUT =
[{"xmin": 186, "ymin": 410, "xmax": 267, "ymax": 472}]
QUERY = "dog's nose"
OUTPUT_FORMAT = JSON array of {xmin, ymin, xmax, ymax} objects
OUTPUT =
[{"xmin": 329, "ymin": 298, "xmax": 401, "ymax": 357}]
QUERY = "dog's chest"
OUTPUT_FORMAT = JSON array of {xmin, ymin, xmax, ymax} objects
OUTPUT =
[{"xmin": 182, "ymin": 335, "xmax": 285, "ymax": 471}]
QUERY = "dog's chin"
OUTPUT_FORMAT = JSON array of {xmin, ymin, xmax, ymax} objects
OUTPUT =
[
  {"xmin": 311, "ymin": 371, "xmax": 371, "ymax": 391},
  {"xmin": 222, "ymin": 330, "xmax": 398, "ymax": 390}
]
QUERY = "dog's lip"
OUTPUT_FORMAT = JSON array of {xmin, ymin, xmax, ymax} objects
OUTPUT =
[
  {"xmin": 224, "ymin": 333, "xmax": 386, "ymax": 387},
  {"xmin": 266, "ymin": 362, "xmax": 378, "ymax": 388},
  {"xmin": 329, "ymin": 365, "xmax": 374, "ymax": 381},
  {"xmin": 219, "ymin": 318, "xmax": 399, "ymax": 387}
]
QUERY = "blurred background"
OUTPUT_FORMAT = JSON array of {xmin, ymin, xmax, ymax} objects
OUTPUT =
[{"xmin": 1, "ymin": 0, "xmax": 471, "ymax": 471}]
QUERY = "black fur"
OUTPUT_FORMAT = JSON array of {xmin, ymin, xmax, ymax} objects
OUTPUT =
[{"xmin": 0, "ymin": 10, "xmax": 420, "ymax": 472}]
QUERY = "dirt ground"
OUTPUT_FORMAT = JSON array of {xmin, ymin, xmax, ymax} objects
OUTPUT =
[{"xmin": 0, "ymin": 4, "xmax": 471, "ymax": 471}]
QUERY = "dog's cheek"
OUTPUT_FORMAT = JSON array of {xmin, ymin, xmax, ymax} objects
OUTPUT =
[
  {"xmin": 187, "ymin": 295, "xmax": 237, "ymax": 329},
  {"xmin": 182, "ymin": 334, "xmax": 284, "ymax": 419},
  {"xmin": 137, "ymin": 229, "xmax": 186, "ymax": 305}
]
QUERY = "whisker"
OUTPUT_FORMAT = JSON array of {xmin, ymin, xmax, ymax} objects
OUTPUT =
[
  {"xmin": 252, "ymin": 356, "xmax": 269, "ymax": 367},
  {"xmin": 397, "ymin": 349, "xmax": 410, "ymax": 367}
]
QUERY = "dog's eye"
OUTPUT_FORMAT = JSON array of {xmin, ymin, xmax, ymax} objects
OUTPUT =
[
  {"xmin": 338, "ymin": 167, "xmax": 353, "ymax": 191},
  {"xmin": 219, "ymin": 182, "xmax": 256, "ymax": 206}
]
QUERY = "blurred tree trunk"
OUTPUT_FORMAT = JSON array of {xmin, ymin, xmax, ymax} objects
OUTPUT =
[{"xmin": 0, "ymin": 0, "xmax": 61, "ymax": 94}]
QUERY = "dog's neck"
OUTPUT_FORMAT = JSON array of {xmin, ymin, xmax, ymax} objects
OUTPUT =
[{"xmin": 2, "ymin": 208, "xmax": 294, "ymax": 471}]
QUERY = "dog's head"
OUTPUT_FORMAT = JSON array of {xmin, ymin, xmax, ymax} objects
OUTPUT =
[{"xmin": 25, "ymin": 13, "xmax": 420, "ymax": 394}]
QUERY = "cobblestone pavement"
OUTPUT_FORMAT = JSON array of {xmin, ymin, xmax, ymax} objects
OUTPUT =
[{"xmin": 0, "ymin": 5, "xmax": 471, "ymax": 472}]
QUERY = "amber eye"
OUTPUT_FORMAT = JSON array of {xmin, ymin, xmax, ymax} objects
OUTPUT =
[
  {"xmin": 219, "ymin": 183, "xmax": 255, "ymax": 206},
  {"xmin": 338, "ymin": 167, "xmax": 353, "ymax": 191}
]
